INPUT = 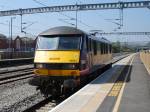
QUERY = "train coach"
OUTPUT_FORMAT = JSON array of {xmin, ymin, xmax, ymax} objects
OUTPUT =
[{"xmin": 30, "ymin": 26, "xmax": 112, "ymax": 96}]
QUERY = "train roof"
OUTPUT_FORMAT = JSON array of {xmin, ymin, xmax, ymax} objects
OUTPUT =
[
  {"xmin": 39, "ymin": 26, "xmax": 111, "ymax": 44},
  {"xmin": 99, "ymin": 37, "xmax": 111, "ymax": 44},
  {"xmin": 88, "ymin": 34, "xmax": 111, "ymax": 44},
  {"xmin": 39, "ymin": 26, "xmax": 85, "ymax": 36}
]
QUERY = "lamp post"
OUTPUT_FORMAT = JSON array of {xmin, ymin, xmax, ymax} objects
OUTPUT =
[
  {"xmin": 10, "ymin": 17, "xmax": 15, "ymax": 58},
  {"xmin": 6, "ymin": 20, "xmax": 11, "ymax": 51},
  {"xmin": 76, "ymin": 2, "xmax": 78, "ymax": 28}
]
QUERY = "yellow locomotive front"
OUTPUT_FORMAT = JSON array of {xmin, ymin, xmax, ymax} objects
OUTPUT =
[
  {"xmin": 32, "ymin": 26, "xmax": 85, "ymax": 96},
  {"xmin": 34, "ymin": 36, "xmax": 81, "ymax": 77}
]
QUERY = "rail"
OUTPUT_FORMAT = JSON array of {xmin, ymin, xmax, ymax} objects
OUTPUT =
[
  {"xmin": 0, "ymin": 51, "xmax": 34, "ymax": 59},
  {"xmin": 0, "ymin": 58, "xmax": 33, "ymax": 67}
]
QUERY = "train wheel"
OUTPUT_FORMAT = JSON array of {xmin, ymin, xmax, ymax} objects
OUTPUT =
[{"xmin": 63, "ymin": 87, "xmax": 74, "ymax": 98}]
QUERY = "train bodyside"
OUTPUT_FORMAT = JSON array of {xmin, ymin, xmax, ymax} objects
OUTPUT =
[
  {"xmin": 32, "ymin": 26, "xmax": 112, "ymax": 95},
  {"xmin": 82, "ymin": 35, "xmax": 112, "ymax": 75}
]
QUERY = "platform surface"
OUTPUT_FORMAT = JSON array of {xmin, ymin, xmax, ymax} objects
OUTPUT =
[
  {"xmin": 97, "ymin": 54, "xmax": 150, "ymax": 112},
  {"xmin": 118, "ymin": 54, "xmax": 150, "ymax": 112},
  {"xmin": 50, "ymin": 54, "xmax": 134, "ymax": 112},
  {"xmin": 49, "ymin": 54, "xmax": 150, "ymax": 112}
]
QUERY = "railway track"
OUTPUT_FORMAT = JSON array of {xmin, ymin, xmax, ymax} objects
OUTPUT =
[
  {"xmin": 0, "ymin": 52, "xmax": 127, "ymax": 85},
  {"xmin": 0, "ymin": 53, "xmax": 128, "ymax": 112},
  {"xmin": 23, "ymin": 96, "xmax": 63, "ymax": 112},
  {"xmin": 0, "ymin": 54, "xmax": 129, "ymax": 111},
  {"xmin": 0, "ymin": 67, "xmax": 34, "ymax": 85},
  {"xmin": 0, "ymin": 64, "xmax": 33, "ymax": 74}
]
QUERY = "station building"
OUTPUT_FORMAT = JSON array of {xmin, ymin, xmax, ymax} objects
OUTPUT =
[
  {"xmin": 14, "ymin": 36, "xmax": 35, "ymax": 51},
  {"xmin": 0, "ymin": 34, "xmax": 8, "ymax": 51},
  {"xmin": 0, "ymin": 34, "xmax": 36, "ymax": 52}
]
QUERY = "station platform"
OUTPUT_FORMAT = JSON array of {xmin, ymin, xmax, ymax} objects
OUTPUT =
[
  {"xmin": 117, "ymin": 54, "xmax": 150, "ymax": 112},
  {"xmin": 49, "ymin": 54, "xmax": 150, "ymax": 112}
]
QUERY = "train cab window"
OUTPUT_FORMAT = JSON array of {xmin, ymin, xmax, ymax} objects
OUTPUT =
[
  {"xmin": 59, "ymin": 37, "xmax": 81, "ymax": 50},
  {"xmin": 37, "ymin": 36, "xmax": 58, "ymax": 50},
  {"xmin": 37, "ymin": 36, "xmax": 81, "ymax": 50}
]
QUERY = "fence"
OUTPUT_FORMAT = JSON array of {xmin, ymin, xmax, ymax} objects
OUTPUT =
[
  {"xmin": 0, "ymin": 51, "xmax": 34, "ymax": 59},
  {"xmin": 140, "ymin": 51, "xmax": 150, "ymax": 74}
]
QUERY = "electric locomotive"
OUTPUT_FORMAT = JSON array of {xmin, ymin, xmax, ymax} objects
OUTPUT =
[{"xmin": 31, "ymin": 26, "xmax": 112, "ymax": 96}]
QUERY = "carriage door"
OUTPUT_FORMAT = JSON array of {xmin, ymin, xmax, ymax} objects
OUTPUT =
[{"xmin": 86, "ymin": 36, "xmax": 93, "ymax": 68}]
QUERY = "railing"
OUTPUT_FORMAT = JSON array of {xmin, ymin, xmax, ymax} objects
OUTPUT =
[{"xmin": 140, "ymin": 51, "xmax": 150, "ymax": 74}]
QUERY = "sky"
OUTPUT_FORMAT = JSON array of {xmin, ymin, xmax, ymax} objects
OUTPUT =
[{"xmin": 0, "ymin": 0, "xmax": 150, "ymax": 43}]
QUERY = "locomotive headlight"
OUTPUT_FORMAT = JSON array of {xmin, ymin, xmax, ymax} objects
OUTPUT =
[
  {"xmin": 36, "ymin": 64, "xmax": 44, "ymax": 68},
  {"xmin": 63, "ymin": 64, "xmax": 77, "ymax": 69},
  {"xmin": 68, "ymin": 64, "xmax": 76, "ymax": 69}
]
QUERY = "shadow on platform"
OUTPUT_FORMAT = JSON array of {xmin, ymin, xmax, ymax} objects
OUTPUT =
[{"xmin": 90, "ymin": 65, "xmax": 132, "ymax": 85}]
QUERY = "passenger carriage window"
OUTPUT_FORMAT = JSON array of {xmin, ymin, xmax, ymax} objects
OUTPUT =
[
  {"xmin": 86, "ymin": 36, "xmax": 89, "ymax": 51},
  {"xmin": 109, "ymin": 44, "xmax": 112, "ymax": 53},
  {"xmin": 89, "ymin": 38, "xmax": 92, "ymax": 51},
  {"xmin": 107, "ymin": 44, "xmax": 109, "ymax": 53},
  {"xmin": 101, "ymin": 43, "xmax": 103, "ymax": 54},
  {"xmin": 105, "ymin": 43, "xmax": 107, "ymax": 54},
  {"xmin": 107, "ymin": 44, "xmax": 108, "ymax": 53},
  {"xmin": 103, "ymin": 43, "xmax": 104, "ymax": 54},
  {"xmin": 104, "ymin": 43, "xmax": 106, "ymax": 54},
  {"xmin": 93, "ymin": 40, "xmax": 97, "ymax": 55},
  {"xmin": 103, "ymin": 43, "xmax": 105, "ymax": 54},
  {"xmin": 83, "ymin": 37, "xmax": 86, "ymax": 51},
  {"xmin": 108, "ymin": 44, "xmax": 110, "ymax": 53},
  {"xmin": 98, "ymin": 42, "xmax": 101, "ymax": 54},
  {"xmin": 106, "ymin": 44, "xmax": 108, "ymax": 54}
]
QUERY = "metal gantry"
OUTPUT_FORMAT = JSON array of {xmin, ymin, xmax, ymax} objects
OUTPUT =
[
  {"xmin": 98, "ymin": 32, "xmax": 150, "ymax": 35},
  {"xmin": 0, "ymin": 1, "xmax": 150, "ymax": 16}
]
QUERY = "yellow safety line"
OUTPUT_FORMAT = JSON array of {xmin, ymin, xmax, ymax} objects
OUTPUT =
[
  {"xmin": 112, "ymin": 54, "xmax": 135, "ymax": 112},
  {"xmin": 108, "ymin": 81, "xmax": 123, "ymax": 96},
  {"xmin": 79, "ymin": 55, "xmax": 134, "ymax": 112}
]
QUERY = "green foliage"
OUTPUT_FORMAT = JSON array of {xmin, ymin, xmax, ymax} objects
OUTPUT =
[
  {"xmin": 146, "ymin": 42, "xmax": 150, "ymax": 47},
  {"xmin": 112, "ymin": 41, "xmax": 135, "ymax": 53}
]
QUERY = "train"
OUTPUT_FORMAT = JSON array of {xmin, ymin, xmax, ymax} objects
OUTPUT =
[{"xmin": 30, "ymin": 26, "xmax": 112, "ymax": 96}]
